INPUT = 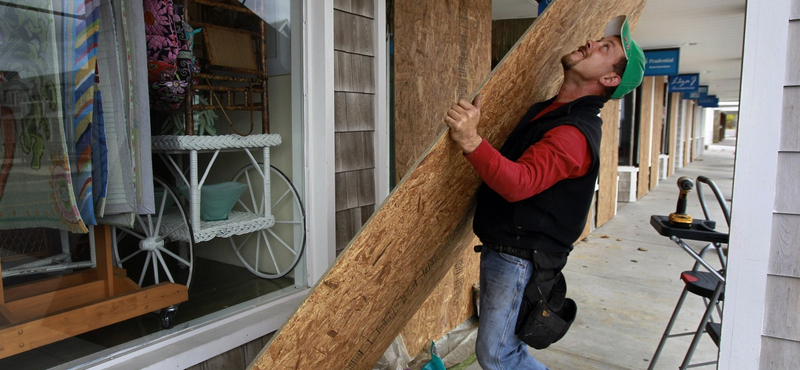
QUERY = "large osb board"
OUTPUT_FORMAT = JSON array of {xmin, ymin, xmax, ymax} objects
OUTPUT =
[
  {"xmin": 393, "ymin": 0, "xmax": 491, "ymax": 183},
  {"xmin": 597, "ymin": 100, "xmax": 622, "ymax": 227},
  {"xmin": 249, "ymin": 1, "xmax": 647, "ymax": 369},
  {"xmin": 400, "ymin": 236, "xmax": 481, "ymax": 358},
  {"xmin": 637, "ymin": 76, "xmax": 656, "ymax": 199},
  {"xmin": 393, "ymin": 0, "xmax": 490, "ymax": 358}
]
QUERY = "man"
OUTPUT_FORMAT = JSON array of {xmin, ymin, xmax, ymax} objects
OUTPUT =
[{"xmin": 445, "ymin": 16, "xmax": 645, "ymax": 370}]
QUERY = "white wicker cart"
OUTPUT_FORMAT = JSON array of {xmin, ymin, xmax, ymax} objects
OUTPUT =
[{"xmin": 110, "ymin": 134, "xmax": 305, "ymax": 326}]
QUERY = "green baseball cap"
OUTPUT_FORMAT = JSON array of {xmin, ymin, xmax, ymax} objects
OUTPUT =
[{"xmin": 605, "ymin": 15, "xmax": 645, "ymax": 99}]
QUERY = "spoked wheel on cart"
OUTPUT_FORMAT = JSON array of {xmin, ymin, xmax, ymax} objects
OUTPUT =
[
  {"xmin": 111, "ymin": 177, "xmax": 195, "ymax": 328},
  {"xmin": 229, "ymin": 164, "xmax": 306, "ymax": 279}
]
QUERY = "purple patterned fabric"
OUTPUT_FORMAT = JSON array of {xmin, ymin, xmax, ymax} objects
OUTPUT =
[
  {"xmin": 143, "ymin": 0, "xmax": 179, "ymax": 63},
  {"xmin": 143, "ymin": 0, "xmax": 175, "ymax": 35},
  {"xmin": 143, "ymin": 0, "xmax": 200, "ymax": 112},
  {"xmin": 149, "ymin": 79, "xmax": 188, "ymax": 112}
]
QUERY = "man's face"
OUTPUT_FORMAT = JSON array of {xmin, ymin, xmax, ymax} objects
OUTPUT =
[{"xmin": 561, "ymin": 35, "xmax": 626, "ymax": 82}]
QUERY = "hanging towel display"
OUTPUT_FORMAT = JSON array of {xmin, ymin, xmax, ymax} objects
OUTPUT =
[
  {"xmin": 92, "ymin": 73, "xmax": 109, "ymax": 215},
  {"xmin": 127, "ymin": 0, "xmax": 155, "ymax": 215},
  {"xmin": 61, "ymin": 0, "xmax": 100, "ymax": 225},
  {"xmin": 96, "ymin": 0, "xmax": 154, "ymax": 222},
  {"xmin": 0, "ymin": 0, "xmax": 152, "ymax": 231},
  {"xmin": 0, "ymin": 0, "xmax": 88, "ymax": 233},
  {"xmin": 96, "ymin": 0, "xmax": 137, "ymax": 219}
]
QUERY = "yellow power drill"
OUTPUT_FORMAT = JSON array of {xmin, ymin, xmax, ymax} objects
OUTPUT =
[{"xmin": 668, "ymin": 176, "xmax": 694, "ymax": 229}]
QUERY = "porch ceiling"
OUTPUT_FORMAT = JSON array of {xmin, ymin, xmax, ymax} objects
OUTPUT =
[{"xmin": 492, "ymin": 0, "xmax": 746, "ymax": 103}]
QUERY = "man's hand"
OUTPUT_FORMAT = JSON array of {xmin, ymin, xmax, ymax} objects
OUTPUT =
[{"xmin": 445, "ymin": 94, "xmax": 484, "ymax": 154}]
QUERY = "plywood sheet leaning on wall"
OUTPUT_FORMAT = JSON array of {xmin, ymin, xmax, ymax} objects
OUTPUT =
[
  {"xmin": 637, "ymin": 76, "xmax": 656, "ymax": 199},
  {"xmin": 400, "ymin": 240, "xmax": 481, "ymax": 357},
  {"xmin": 249, "ymin": 0, "xmax": 647, "ymax": 369},
  {"xmin": 597, "ymin": 100, "xmax": 622, "ymax": 228},
  {"xmin": 393, "ymin": 0, "xmax": 492, "ymax": 183},
  {"xmin": 393, "ymin": 0, "xmax": 490, "ymax": 358}
]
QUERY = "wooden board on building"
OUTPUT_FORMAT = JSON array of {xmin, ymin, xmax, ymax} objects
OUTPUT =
[
  {"xmin": 249, "ymin": 1, "xmax": 647, "ymax": 369},
  {"xmin": 597, "ymin": 100, "xmax": 621, "ymax": 228},
  {"xmin": 637, "ymin": 76, "xmax": 655, "ymax": 199},
  {"xmin": 393, "ymin": 0, "xmax": 491, "ymax": 183},
  {"xmin": 393, "ymin": 0, "xmax": 491, "ymax": 358},
  {"xmin": 650, "ymin": 77, "xmax": 665, "ymax": 189},
  {"xmin": 333, "ymin": 2, "xmax": 378, "ymax": 253},
  {"xmin": 667, "ymin": 92, "xmax": 681, "ymax": 177},
  {"xmin": 684, "ymin": 100, "xmax": 695, "ymax": 166},
  {"xmin": 400, "ymin": 240, "xmax": 480, "ymax": 356}
]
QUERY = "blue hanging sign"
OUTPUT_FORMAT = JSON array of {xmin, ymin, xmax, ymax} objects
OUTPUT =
[
  {"xmin": 698, "ymin": 95, "xmax": 719, "ymax": 107},
  {"xmin": 539, "ymin": 0, "xmax": 553, "ymax": 15},
  {"xmin": 669, "ymin": 74, "xmax": 700, "ymax": 93},
  {"xmin": 644, "ymin": 48, "xmax": 680, "ymax": 76},
  {"xmin": 684, "ymin": 85, "xmax": 709, "ymax": 100}
]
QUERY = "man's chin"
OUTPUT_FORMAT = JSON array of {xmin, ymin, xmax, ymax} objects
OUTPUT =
[{"xmin": 561, "ymin": 54, "xmax": 576, "ymax": 70}]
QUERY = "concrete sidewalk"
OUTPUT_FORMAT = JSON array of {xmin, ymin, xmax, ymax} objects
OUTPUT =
[{"xmin": 465, "ymin": 138, "xmax": 735, "ymax": 370}]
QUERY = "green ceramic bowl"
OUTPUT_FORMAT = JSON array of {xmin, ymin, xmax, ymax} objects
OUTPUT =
[{"xmin": 178, "ymin": 181, "xmax": 247, "ymax": 221}]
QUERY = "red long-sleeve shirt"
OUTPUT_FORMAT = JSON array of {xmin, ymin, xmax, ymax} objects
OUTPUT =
[{"xmin": 464, "ymin": 124, "xmax": 592, "ymax": 203}]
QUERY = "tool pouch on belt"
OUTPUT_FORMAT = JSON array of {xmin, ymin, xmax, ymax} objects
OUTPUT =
[{"xmin": 515, "ymin": 257, "xmax": 577, "ymax": 349}]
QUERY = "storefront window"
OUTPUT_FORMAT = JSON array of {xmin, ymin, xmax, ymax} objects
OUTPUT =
[{"xmin": 0, "ymin": 1, "xmax": 303, "ymax": 368}]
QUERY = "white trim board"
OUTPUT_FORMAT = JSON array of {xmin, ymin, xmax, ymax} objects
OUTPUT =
[
  {"xmin": 719, "ymin": 0, "xmax": 789, "ymax": 368},
  {"xmin": 303, "ymin": 0, "xmax": 338, "ymax": 285},
  {"xmin": 373, "ymin": 0, "xmax": 390, "ymax": 204}
]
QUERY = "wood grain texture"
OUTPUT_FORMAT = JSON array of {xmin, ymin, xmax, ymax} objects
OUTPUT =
[
  {"xmin": 393, "ymin": 0, "xmax": 492, "ymax": 183},
  {"xmin": 774, "ymin": 152, "xmax": 800, "ymax": 214},
  {"xmin": 335, "ymin": 92, "xmax": 375, "ymax": 132},
  {"xmin": 597, "ymin": 100, "xmax": 621, "ymax": 227},
  {"xmin": 0, "ymin": 282, "xmax": 187, "ymax": 359},
  {"xmin": 762, "ymin": 275, "xmax": 800, "ymax": 341},
  {"xmin": 667, "ymin": 92, "xmax": 680, "ymax": 177},
  {"xmin": 250, "ymin": 1, "xmax": 648, "ymax": 369},
  {"xmin": 780, "ymin": 86, "xmax": 800, "ymax": 151},
  {"xmin": 400, "ymin": 239, "xmax": 480, "ymax": 357},
  {"xmin": 759, "ymin": 336, "xmax": 800, "ymax": 369},
  {"xmin": 336, "ymin": 169, "xmax": 377, "ymax": 212},
  {"xmin": 334, "ymin": 0, "xmax": 350, "ymax": 12},
  {"xmin": 336, "ymin": 0, "xmax": 375, "ymax": 18},
  {"xmin": 3, "ymin": 281, "xmax": 107, "ymax": 323},
  {"xmin": 393, "ymin": 0, "xmax": 490, "ymax": 357},
  {"xmin": 335, "ymin": 208, "xmax": 361, "ymax": 252},
  {"xmin": 335, "ymin": 52, "xmax": 375, "ymax": 93},
  {"xmin": 335, "ymin": 10, "xmax": 375, "ymax": 56},
  {"xmin": 684, "ymin": 100, "xmax": 694, "ymax": 166},
  {"xmin": 649, "ymin": 77, "xmax": 665, "ymax": 190},
  {"xmin": 769, "ymin": 213, "xmax": 800, "ymax": 277},
  {"xmin": 786, "ymin": 21, "xmax": 800, "ymax": 85},
  {"xmin": 335, "ymin": 132, "xmax": 375, "ymax": 172},
  {"xmin": 334, "ymin": 3, "xmax": 376, "ymax": 255},
  {"xmin": 2, "ymin": 269, "xmax": 98, "ymax": 302},
  {"xmin": 637, "ymin": 76, "xmax": 654, "ymax": 199}
]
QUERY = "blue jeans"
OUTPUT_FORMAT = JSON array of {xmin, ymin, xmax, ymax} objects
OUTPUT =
[{"xmin": 475, "ymin": 247, "xmax": 549, "ymax": 370}]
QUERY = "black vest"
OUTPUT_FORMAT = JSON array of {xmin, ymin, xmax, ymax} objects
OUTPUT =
[{"xmin": 473, "ymin": 95, "xmax": 606, "ymax": 254}]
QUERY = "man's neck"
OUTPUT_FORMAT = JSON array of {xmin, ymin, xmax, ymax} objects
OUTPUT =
[
  {"xmin": 555, "ymin": 74, "xmax": 606, "ymax": 103},
  {"xmin": 555, "ymin": 85, "xmax": 603, "ymax": 104}
]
